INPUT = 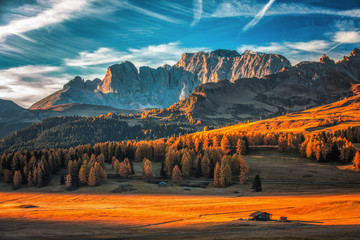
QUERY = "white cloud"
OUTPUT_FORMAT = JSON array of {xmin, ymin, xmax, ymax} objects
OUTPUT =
[
  {"xmin": 209, "ymin": 1, "xmax": 360, "ymax": 20},
  {"xmin": 122, "ymin": 1, "xmax": 180, "ymax": 24},
  {"xmin": 191, "ymin": 0, "xmax": 203, "ymax": 26},
  {"xmin": 333, "ymin": 31, "xmax": 360, "ymax": 43},
  {"xmin": 0, "ymin": 65, "xmax": 70, "ymax": 108},
  {"xmin": 0, "ymin": 0, "xmax": 90, "ymax": 41},
  {"xmin": 286, "ymin": 40, "xmax": 331, "ymax": 53},
  {"xmin": 243, "ymin": 0, "xmax": 275, "ymax": 31},
  {"xmin": 65, "ymin": 42, "xmax": 210, "ymax": 69},
  {"xmin": 237, "ymin": 39, "xmax": 333, "ymax": 64}
]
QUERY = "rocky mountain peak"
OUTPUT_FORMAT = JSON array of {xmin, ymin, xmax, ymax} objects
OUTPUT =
[
  {"xmin": 242, "ymin": 50, "xmax": 260, "ymax": 55},
  {"xmin": 210, "ymin": 49, "xmax": 240, "ymax": 57},
  {"xmin": 319, "ymin": 54, "xmax": 334, "ymax": 64},
  {"xmin": 64, "ymin": 76, "xmax": 85, "ymax": 89},
  {"xmin": 350, "ymin": 48, "xmax": 360, "ymax": 57}
]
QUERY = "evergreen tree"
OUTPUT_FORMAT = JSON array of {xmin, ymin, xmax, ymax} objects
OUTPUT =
[
  {"xmin": 27, "ymin": 171, "xmax": 33, "ymax": 186},
  {"xmin": 221, "ymin": 136, "xmax": 231, "ymax": 155},
  {"xmin": 143, "ymin": 158, "xmax": 153, "ymax": 181},
  {"xmin": 88, "ymin": 167, "xmax": 97, "ymax": 186},
  {"xmin": 236, "ymin": 139, "xmax": 246, "ymax": 155},
  {"xmin": 214, "ymin": 162, "xmax": 224, "ymax": 187},
  {"xmin": 201, "ymin": 155, "xmax": 211, "ymax": 178},
  {"xmin": 221, "ymin": 161, "xmax": 232, "ymax": 186},
  {"xmin": 353, "ymin": 151, "xmax": 360, "ymax": 171},
  {"xmin": 79, "ymin": 165, "xmax": 87, "ymax": 185},
  {"xmin": 181, "ymin": 152, "xmax": 191, "ymax": 177},
  {"xmin": 252, "ymin": 174, "xmax": 262, "ymax": 192},
  {"xmin": 65, "ymin": 173, "xmax": 72, "ymax": 189},
  {"xmin": 13, "ymin": 170, "xmax": 22, "ymax": 189},
  {"xmin": 171, "ymin": 165, "xmax": 182, "ymax": 183}
]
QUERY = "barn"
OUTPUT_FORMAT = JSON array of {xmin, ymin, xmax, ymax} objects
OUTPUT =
[{"xmin": 249, "ymin": 211, "xmax": 272, "ymax": 221}]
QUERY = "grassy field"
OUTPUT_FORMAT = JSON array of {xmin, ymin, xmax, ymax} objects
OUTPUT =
[
  {"xmin": 204, "ymin": 93, "xmax": 360, "ymax": 135},
  {"xmin": 0, "ymin": 150, "xmax": 359, "ymax": 239}
]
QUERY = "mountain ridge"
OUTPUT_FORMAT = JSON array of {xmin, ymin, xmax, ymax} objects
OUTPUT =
[{"xmin": 30, "ymin": 49, "xmax": 290, "ymax": 110}]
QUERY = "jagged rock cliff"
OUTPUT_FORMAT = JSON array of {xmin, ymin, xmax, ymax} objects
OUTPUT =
[
  {"xmin": 176, "ymin": 49, "xmax": 291, "ymax": 83},
  {"xmin": 30, "ymin": 49, "xmax": 289, "ymax": 110},
  {"xmin": 155, "ymin": 49, "xmax": 360, "ymax": 125}
]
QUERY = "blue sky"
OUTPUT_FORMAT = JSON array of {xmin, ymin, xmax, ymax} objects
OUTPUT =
[{"xmin": 0, "ymin": 0, "xmax": 359, "ymax": 107}]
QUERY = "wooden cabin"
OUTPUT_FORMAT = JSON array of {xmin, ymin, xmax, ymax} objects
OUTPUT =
[{"xmin": 249, "ymin": 211, "xmax": 272, "ymax": 221}]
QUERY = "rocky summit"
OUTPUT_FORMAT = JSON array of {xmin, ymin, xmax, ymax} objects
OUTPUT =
[
  {"xmin": 30, "ymin": 49, "xmax": 290, "ymax": 110},
  {"xmin": 149, "ymin": 49, "xmax": 360, "ymax": 125}
]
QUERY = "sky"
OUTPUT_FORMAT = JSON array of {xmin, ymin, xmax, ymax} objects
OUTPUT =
[{"xmin": 0, "ymin": 0, "xmax": 359, "ymax": 108}]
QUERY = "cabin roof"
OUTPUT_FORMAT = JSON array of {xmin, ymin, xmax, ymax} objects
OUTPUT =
[{"xmin": 249, "ymin": 211, "xmax": 271, "ymax": 217}]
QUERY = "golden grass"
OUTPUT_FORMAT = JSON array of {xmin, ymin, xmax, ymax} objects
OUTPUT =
[
  {"xmin": 0, "ymin": 192, "xmax": 359, "ymax": 228},
  {"xmin": 205, "ymin": 95, "xmax": 360, "ymax": 135}
]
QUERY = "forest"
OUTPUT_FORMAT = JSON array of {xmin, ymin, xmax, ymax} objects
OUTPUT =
[
  {"xmin": 1, "ymin": 125, "xmax": 360, "ymax": 190},
  {"xmin": 0, "ymin": 114, "xmax": 194, "ymax": 153}
]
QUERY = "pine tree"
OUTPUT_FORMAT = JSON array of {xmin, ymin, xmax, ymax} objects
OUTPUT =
[
  {"xmin": 221, "ymin": 162, "xmax": 232, "ymax": 186},
  {"xmin": 181, "ymin": 152, "xmax": 191, "ymax": 177},
  {"xmin": 353, "ymin": 151, "xmax": 360, "ymax": 171},
  {"xmin": 143, "ymin": 158, "xmax": 153, "ymax": 181},
  {"xmin": 252, "ymin": 174, "xmax": 262, "ymax": 192},
  {"xmin": 27, "ymin": 171, "xmax": 33, "ymax": 186},
  {"xmin": 171, "ymin": 165, "xmax": 182, "ymax": 183},
  {"xmin": 79, "ymin": 165, "xmax": 87, "ymax": 185},
  {"xmin": 201, "ymin": 155, "xmax": 211, "ymax": 177},
  {"xmin": 214, "ymin": 162, "xmax": 224, "ymax": 187},
  {"xmin": 236, "ymin": 139, "xmax": 246, "ymax": 155},
  {"xmin": 65, "ymin": 173, "xmax": 72, "ymax": 189},
  {"xmin": 13, "ymin": 170, "xmax": 22, "ymax": 189},
  {"xmin": 221, "ymin": 136, "xmax": 231, "ymax": 155},
  {"xmin": 88, "ymin": 167, "xmax": 97, "ymax": 186}
]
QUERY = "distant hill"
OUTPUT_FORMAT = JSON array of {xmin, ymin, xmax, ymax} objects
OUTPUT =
[
  {"xmin": 204, "ymin": 84, "xmax": 360, "ymax": 135},
  {"xmin": 0, "ymin": 100, "xmax": 136, "ymax": 138}
]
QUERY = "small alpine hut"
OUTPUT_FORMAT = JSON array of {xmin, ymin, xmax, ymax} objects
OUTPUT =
[{"xmin": 249, "ymin": 211, "xmax": 272, "ymax": 221}]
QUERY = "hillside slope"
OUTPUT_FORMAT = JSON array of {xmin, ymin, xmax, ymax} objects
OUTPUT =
[{"xmin": 207, "ymin": 84, "xmax": 360, "ymax": 135}]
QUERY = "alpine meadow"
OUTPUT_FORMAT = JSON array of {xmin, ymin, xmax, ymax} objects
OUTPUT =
[{"xmin": 0, "ymin": 0, "xmax": 360, "ymax": 239}]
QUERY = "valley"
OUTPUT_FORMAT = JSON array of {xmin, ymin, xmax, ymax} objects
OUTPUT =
[{"xmin": 0, "ymin": 150, "xmax": 359, "ymax": 240}]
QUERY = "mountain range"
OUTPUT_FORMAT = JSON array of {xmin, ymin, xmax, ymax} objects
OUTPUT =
[
  {"xmin": 0, "ymin": 48, "xmax": 359, "ymax": 139},
  {"xmin": 30, "ymin": 49, "xmax": 290, "ymax": 110}
]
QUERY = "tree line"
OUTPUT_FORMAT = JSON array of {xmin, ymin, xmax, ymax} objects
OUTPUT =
[{"xmin": 2, "ymin": 126, "xmax": 360, "ymax": 189}]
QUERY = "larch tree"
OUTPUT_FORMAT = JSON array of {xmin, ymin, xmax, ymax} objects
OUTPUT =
[
  {"xmin": 221, "ymin": 136, "xmax": 231, "ymax": 155},
  {"xmin": 236, "ymin": 139, "xmax": 246, "ymax": 155},
  {"xmin": 201, "ymin": 155, "xmax": 211, "ymax": 178},
  {"xmin": 87, "ymin": 167, "xmax": 97, "ymax": 186},
  {"xmin": 13, "ymin": 170, "xmax": 22, "ymax": 189},
  {"xmin": 171, "ymin": 165, "xmax": 182, "ymax": 183},
  {"xmin": 143, "ymin": 158, "xmax": 153, "ymax": 181},
  {"xmin": 78, "ymin": 165, "xmax": 87, "ymax": 185},
  {"xmin": 353, "ymin": 151, "xmax": 360, "ymax": 171},
  {"xmin": 214, "ymin": 162, "xmax": 224, "ymax": 187},
  {"xmin": 181, "ymin": 152, "xmax": 192, "ymax": 177},
  {"xmin": 65, "ymin": 173, "xmax": 72, "ymax": 189}
]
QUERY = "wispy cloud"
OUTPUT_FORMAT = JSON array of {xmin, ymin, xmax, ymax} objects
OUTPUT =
[
  {"xmin": 209, "ymin": 1, "xmax": 360, "ymax": 20},
  {"xmin": 122, "ymin": 1, "xmax": 180, "ymax": 24},
  {"xmin": 243, "ymin": 0, "xmax": 275, "ymax": 31},
  {"xmin": 65, "ymin": 42, "xmax": 210, "ymax": 69},
  {"xmin": 191, "ymin": 0, "xmax": 203, "ymax": 26},
  {"xmin": 237, "ymin": 39, "xmax": 333, "ymax": 64},
  {"xmin": 0, "ymin": 0, "xmax": 90, "ymax": 42},
  {"xmin": 325, "ymin": 30, "xmax": 360, "ymax": 54},
  {"xmin": 0, "ymin": 65, "xmax": 70, "ymax": 108}
]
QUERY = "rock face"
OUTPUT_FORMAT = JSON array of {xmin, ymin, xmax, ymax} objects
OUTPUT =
[
  {"xmin": 164, "ymin": 49, "xmax": 360, "ymax": 125},
  {"xmin": 31, "ymin": 50, "xmax": 290, "ymax": 110},
  {"xmin": 176, "ymin": 49, "xmax": 291, "ymax": 83}
]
